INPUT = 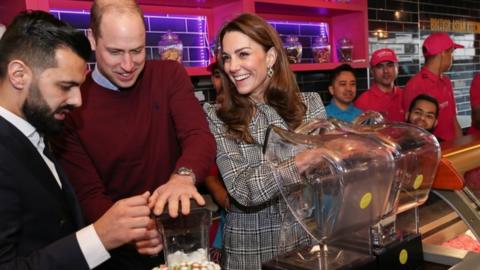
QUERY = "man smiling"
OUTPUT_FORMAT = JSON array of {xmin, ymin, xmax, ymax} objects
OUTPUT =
[
  {"xmin": 326, "ymin": 64, "xmax": 362, "ymax": 122},
  {"xmin": 406, "ymin": 94, "xmax": 439, "ymax": 134},
  {"xmin": 51, "ymin": 1, "xmax": 215, "ymax": 269},
  {"xmin": 355, "ymin": 48, "xmax": 405, "ymax": 121}
]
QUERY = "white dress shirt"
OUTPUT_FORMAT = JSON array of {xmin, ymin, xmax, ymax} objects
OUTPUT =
[{"xmin": 0, "ymin": 106, "xmax": 110, "ymax": 269}]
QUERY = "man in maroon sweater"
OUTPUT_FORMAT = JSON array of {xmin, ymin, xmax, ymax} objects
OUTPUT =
[{"xmin": 52, "ymin": 1, "xmax": 216, "ymax": 269}]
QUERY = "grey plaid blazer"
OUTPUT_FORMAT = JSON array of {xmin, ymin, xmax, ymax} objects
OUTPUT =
[{"xmin": 204, "ymin": 92, "xmax": 327, "ymax": 270}]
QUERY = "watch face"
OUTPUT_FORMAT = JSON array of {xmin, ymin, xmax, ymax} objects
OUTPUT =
[
  {"xmin": 177, "ymin": 167, "xmax": 193, "ymax": 175},
  {"xmin": 176, "ymin": 167, "xmax": 196, "ymax": 184}
]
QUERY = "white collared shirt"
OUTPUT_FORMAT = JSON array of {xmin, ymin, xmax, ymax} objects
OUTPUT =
[{"xmin": 0, "ymin": 106, "xmax": 110, "ymax": 269}]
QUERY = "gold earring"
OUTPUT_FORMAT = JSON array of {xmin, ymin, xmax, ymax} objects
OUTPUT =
[{"xmin": 267, "ymin": 66, "xmax": 274, "ymax": 78}]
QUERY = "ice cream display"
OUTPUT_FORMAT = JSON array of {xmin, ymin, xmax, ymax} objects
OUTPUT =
[{"xmin": 441, "ymin": 230, "xmax": 480, "ymax": 253}]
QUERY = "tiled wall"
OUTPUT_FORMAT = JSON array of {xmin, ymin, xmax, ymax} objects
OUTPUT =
[{"xmin": 368, "ymin": 0, "xmax": 480, "ymax": 117}]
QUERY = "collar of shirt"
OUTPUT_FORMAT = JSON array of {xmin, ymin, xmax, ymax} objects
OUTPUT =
[
  {"xmin": 0, "ymin": 106, "xmax": 62, "ymax": 187},
  {"xmin": 0, "ymin": 105, "xmax": 41, "ymax": 148},
  {"xmin": 328, "ymin": 101, "xmax": 357, "ymax": 113},
  {"xmin": 420, "ymin": 66, "xmax": 447, "ymax": 83},
  {"xmin": 370, "ymin": 82, "xmax": 401, "ymax": 97},
  {"xmin": 92, "ymin": 64, "xmax": 119, "ymax": 91}
]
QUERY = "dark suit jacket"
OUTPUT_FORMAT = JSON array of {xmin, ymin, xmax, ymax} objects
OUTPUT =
[{"xmin": 0, "ymin": 116, "xmax": 90, "ymax": 270}]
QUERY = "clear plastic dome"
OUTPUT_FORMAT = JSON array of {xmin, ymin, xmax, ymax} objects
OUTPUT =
[{"xmin": 263, "ymin": 117, "xmax": 440, "ymax": 246}]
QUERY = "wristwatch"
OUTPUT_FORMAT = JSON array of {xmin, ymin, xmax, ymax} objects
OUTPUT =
[{"xmin": 176, "ymin": 167, "xmax": 196, "ymax": 184}]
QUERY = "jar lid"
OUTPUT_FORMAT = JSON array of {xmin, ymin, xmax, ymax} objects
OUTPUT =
[
  {"xmin": 337, "ymin": 37, "xmax": 353, "ymax": 48},
  {"xmin": 161, "ymin": 30, "xmax": 180, "ymax": 41},
  {"xmin": 313, "ymin": 36, "xmax": 329, "ymax": 46},
  {"xmin": 285, "ymin": 35, "xmax": 299, "ymax": 42}
]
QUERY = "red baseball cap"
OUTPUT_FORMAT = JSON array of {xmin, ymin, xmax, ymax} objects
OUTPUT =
[
  {"xmin": 370, "ymin": 48, "xmax": 398, "ymax": 66},
  {"xmin": 423, "ymin": 33, "xmax": 464, "ymax": 57}
]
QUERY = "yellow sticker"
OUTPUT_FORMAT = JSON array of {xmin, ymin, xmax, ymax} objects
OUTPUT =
[
  {"xmin": 359, "ymin": 192, "xmax": 372, "ymax": 209},
  {"xmin": 399, "ymin": 249, "xmax": 408, "ymax": 265},
  {"xmin": 413, "ymin": 174, "xmax": 424, "ymax": 190}
]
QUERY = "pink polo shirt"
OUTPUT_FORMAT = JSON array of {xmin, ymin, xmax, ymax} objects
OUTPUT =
[
  {"xmin": 403, "ymin": 67, "xmax": 457, "ymax": 141},
  {"xmin": 354, "ymin": 83, "xmax": 405, "ymax": 122}
]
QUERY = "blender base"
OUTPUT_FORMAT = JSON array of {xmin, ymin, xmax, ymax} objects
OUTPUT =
[
  {"xmin": 262, "ymin": 245, "xmax": 376, "ymax": 270},
  {"xmin": 374, "ymin": 233, "xmax": 423, "ymax": 270}
]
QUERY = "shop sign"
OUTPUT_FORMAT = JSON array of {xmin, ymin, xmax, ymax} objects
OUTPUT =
[{"xmin": 430, "ymin": 18, "xmax": 480, "ymax": 33}]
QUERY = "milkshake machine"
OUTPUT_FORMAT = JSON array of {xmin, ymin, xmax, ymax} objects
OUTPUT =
[{"xmin": 262, "ymin": 115, "xmax": 441, "ymax": 270}]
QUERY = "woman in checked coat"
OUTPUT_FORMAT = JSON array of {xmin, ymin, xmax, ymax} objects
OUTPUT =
[{"xmin": 204, "ymin": 13, "xmax": 327, "ymax": 270}]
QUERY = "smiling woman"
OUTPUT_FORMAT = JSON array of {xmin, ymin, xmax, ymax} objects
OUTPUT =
[
  {"xmin": 203, "ymin": 13, "xmax": 327, "ymax": 270},
  {"xmin": 215, "ymin": 13, "xmax": 308, "ymax": 144}
]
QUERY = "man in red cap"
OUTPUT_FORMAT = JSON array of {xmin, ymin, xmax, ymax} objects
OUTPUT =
[
  {"xmin": 355, "ymin": 48, "xmax": 405, "ymax": 121},
  {"xmin": 403, "ymin": 32, "xmax": 464, "ymax": 141},
  {"xmin": 468, "ymin": 73, "xmax": 480, "ymax": 135}
]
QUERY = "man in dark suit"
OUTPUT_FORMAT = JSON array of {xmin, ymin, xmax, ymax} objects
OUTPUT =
[{"xmin": 0, "ymin": 11, "xmax": 161, "ymax": 270}]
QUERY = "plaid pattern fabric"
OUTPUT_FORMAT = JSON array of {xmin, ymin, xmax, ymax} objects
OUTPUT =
[{"xmin": 204, "ymin": 92, "xmax": 326, "ymax": 270}]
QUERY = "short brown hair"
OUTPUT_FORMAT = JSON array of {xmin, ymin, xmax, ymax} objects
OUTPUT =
[{"xmin": 89, "ymin": 0, "xmax": 145, "ymax": 39}]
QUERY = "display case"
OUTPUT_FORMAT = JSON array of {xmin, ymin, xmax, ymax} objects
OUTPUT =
[
  {"xmin": 417, "ymin": 134, "xmax": 480, "ymax": 269},
  {"xmin": 2, "ymin": 0, "xmax": 369, "ymax": 76}
]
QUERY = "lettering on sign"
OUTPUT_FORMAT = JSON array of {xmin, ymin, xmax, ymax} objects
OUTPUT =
[{"xmin": 430, "ymin": 18, "xmax": 480, "ymax": 33}]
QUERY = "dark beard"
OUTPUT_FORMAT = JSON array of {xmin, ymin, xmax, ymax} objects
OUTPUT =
[{"xmin": 22, "ymin": 84, "xmax": 64, "ymax": 137}]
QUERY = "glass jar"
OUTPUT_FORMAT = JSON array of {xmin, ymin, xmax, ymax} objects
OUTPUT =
[
  {"xmin": 283, "ymin": 35, "xmax": 303, "ymax": 64},
  {"xmin": 156, "ymin": 203, "xmax": 212, "ymax": 268},
  {"xmin": 158, "ymin": 30, "xmax": 183, "ymax": 62},
  {"xmin": 337, "ymin": 37, "xmax": 353, "ymax": 63},
  {"xmin": 312, "ymin": 37, "xmax": 331, "ymax": 63}
]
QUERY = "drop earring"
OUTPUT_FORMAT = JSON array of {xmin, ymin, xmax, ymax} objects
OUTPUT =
[{"xmin": 267, "ymin": 66, "xmax": 274, "ymax": 78}]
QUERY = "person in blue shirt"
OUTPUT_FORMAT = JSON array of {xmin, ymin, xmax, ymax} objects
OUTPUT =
[{"xmin": 326, "ymin": 64, "xmax": 362, "ymax": 122}]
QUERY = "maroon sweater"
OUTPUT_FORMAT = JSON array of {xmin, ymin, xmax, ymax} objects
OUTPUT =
[{"xmin": 53, "ymin": 60, "xmax": 216, "ymax": 223}]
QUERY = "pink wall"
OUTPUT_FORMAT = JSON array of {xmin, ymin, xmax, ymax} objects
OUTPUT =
[{"xmin": 0, "ymin": 0, "xmax": 49, "ymax": 25}]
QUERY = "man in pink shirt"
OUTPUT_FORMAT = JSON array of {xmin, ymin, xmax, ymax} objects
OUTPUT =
[
  {"xmin": 403, "ymin": 33, "xmax": 464, "ymax": 141},
  {"xmin": 355, "ymin": 48, "xmax": 405, "ymax": 121}
]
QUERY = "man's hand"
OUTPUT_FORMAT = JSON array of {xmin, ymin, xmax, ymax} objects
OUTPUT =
[
  {"xmin": 134, "ymin": 218, "xmax": 163, "ymax": 255},
  {"xmin": 94, "ymin": 191, "xmax": 152, "ymax": 251},
  {"xmin": 149, "ymin": 174, "xmax": 205, "ymax": 218}
]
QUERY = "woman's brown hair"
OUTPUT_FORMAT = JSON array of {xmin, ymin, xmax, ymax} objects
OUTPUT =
[{"xmin": 216, "ymin": 13, "xmax": 306, "ymax": 143}]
